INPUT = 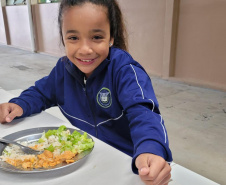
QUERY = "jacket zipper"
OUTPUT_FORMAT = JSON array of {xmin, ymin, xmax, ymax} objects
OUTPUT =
[{"xmin": 82, "ymin": 84, "xmax": 98, "ymax": 137}]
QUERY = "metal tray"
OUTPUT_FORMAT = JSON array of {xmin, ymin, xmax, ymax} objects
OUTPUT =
[{"xmin": 0, "ymin": 127, "xmax": 94, "ymax": 173}]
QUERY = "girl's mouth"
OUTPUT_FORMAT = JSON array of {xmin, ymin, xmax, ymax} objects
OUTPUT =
[{"xmin": 77, "ymin": 58, "xmax": 96, "ymax": 65}]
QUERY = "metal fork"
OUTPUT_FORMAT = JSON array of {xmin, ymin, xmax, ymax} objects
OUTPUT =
[{"xmin": 0, "ymin": 138, "xmax": 43, "ymax": 155}]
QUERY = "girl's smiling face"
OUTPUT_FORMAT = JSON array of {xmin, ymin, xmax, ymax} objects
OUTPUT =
[{"xmin": 62, "ymin": 3, "xmax": 114, "ymax": 78}]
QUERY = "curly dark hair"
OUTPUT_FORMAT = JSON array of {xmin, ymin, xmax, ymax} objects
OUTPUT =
[{"xmin": 58, "ymin": 0, "xmax": 128, "ymax": 51}]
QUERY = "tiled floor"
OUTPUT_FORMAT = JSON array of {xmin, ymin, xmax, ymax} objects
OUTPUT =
[{"xmin": 0, "ymin": 44, "xmax": 225, "ymax": 184}]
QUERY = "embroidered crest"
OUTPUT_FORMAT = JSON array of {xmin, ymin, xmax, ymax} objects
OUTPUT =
[{"xmin": 97, "ymin": 87, "xmax": 112, "ymax": 108}]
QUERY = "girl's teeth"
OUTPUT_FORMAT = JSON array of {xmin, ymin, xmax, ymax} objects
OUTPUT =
[{"xmin": 81, "ymin": 59, "xmax": 92, "ymax": 62}]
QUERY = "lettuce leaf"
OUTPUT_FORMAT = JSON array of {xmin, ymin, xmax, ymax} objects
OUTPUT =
[
  {"xmin": 43, "ymin": 125, "xmax": 94, "ymax": 154},
  {"xmin": 38, "ymin": 138, "xmax": 45, "ymax": 143},
  {"xmin": 45, "ymin": 144, "xmax": 55, "ymax": 152}
]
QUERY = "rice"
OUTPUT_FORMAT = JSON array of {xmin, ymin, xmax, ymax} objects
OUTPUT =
[
  {"xmin": 0, "ymin": 130, "xmax": 68, "ymax": 162},
  {"xmin": 0, "ymin": 142, "xmax": 37, "ymax": 163}
]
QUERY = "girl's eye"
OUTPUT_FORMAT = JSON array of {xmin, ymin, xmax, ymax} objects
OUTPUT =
[
  {"xmin": 68, "ymin": 36, "xmax": 78, "ymax": 40},
  {"xmin": 93, "ymin": 35, "xmax": 103, "ymax": 40}
]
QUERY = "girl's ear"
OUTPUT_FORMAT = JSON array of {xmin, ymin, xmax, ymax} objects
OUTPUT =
[{"xmin": 109, "ymin": 37, "xmax": 114, "ymax": 47}]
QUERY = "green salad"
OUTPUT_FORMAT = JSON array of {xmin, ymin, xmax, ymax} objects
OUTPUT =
[{"xmin": 38, "ymin": 125, "xmax": 94, "ymax": 154}]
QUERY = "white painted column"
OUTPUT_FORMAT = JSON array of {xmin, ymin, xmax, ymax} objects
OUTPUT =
[
  {"xmin": 26, "ymin": 0, "xmax": 36, "ymax": 52},
  {"xmin": 162, "ymin": 0, "xmax": 179, "ymax": 78},
  {"xmin": 0, "ymin": 0, "xmax": 9, "ymax": 44}
]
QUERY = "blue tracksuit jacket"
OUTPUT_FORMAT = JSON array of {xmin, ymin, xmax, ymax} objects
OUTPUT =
[{"xmin": 9, "ymin": 47, "xmax": 173, "ymax": 173}]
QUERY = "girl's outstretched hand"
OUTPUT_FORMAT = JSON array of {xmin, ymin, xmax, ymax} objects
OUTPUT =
[
  {"xmin": 0, "ymin": 103, "xmax": 23, "ymax": 123},
  {"xmin": 135, "ymin": 153, "xmax": 171, "ymax": 185}
]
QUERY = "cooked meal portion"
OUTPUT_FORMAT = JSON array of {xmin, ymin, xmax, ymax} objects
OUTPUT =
[{"xmin": 0, "ymin": 125, "xmax": 94, "ymax": 169}]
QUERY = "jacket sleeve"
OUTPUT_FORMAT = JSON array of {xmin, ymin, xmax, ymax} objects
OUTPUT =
[
  {"xmin": 9, "ymin": 59, "xmax": 63, "ymax": 118},
  {"xmin": 115, "ymin": 64, "xmax": 173, "ymax": 174}
]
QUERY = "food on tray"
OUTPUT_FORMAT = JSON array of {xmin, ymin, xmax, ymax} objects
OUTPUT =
[{"xmin": 0, "ymin": 125, "xmax": 94, "ymax": 170}]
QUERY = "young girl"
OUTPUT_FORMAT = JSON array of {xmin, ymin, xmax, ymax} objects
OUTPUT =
[{"xmin": 0, "ymin": 0, "xmax": 172, "ymax": 184}]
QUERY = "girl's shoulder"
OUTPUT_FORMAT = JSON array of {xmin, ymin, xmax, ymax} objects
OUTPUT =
[
  {"xmin": 110, "ymin": 47, "xmax": 133, "ymax": 62},
  {"xmin": 56, "ymin": 56, "xmax": 69, "ymax": 65},
  {"xmin": 55, "ymin": 56, "xmax": 73, "ymax": 70},
  {"xmin": 53, "ymin": 56, "xmax": 72, "ymax": 75},
  {"xmin": 109, "ymin": 47, "xmax": 144, "ymax": 72}
]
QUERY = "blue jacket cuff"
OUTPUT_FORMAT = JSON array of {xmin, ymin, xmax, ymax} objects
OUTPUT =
[
  {"xmin": 131, "ymin": 140, "xmax": 167, "ymax": 174},
  {"xmin": 9, "ymin": 98, "xmax": 29, "ymax": 118}
]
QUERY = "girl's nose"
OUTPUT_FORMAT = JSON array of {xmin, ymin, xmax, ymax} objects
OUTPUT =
[{"xmin": 78, "ymin": 41, "xmax": 93, "ymax": 55}]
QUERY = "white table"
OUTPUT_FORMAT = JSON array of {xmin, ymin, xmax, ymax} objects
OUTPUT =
[{"xmin": 0, "ymin": 88, "xmax": 219, "ymax": 185}]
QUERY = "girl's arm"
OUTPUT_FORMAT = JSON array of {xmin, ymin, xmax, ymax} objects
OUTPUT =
[
  {"xmin": 115, "ymin": 64, "xmax": 173, "ymax": 173},
  {"xmin": 8, "ymin": 58, "xmax": 64, "ymax": 118}
]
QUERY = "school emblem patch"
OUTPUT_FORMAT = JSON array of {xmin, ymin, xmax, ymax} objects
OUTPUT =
[{"xmin": 96, "ymin": 87, "xmax": 112, "ymax": 108}]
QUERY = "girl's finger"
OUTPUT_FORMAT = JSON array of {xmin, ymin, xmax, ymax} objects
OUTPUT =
[
  {"xmin": 158, "ymin": 173, "xmax": 171, "ymax": 185},
  {"xmin": 153, "ymin": 162, "xmax": 171, "ymax": 185}
]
